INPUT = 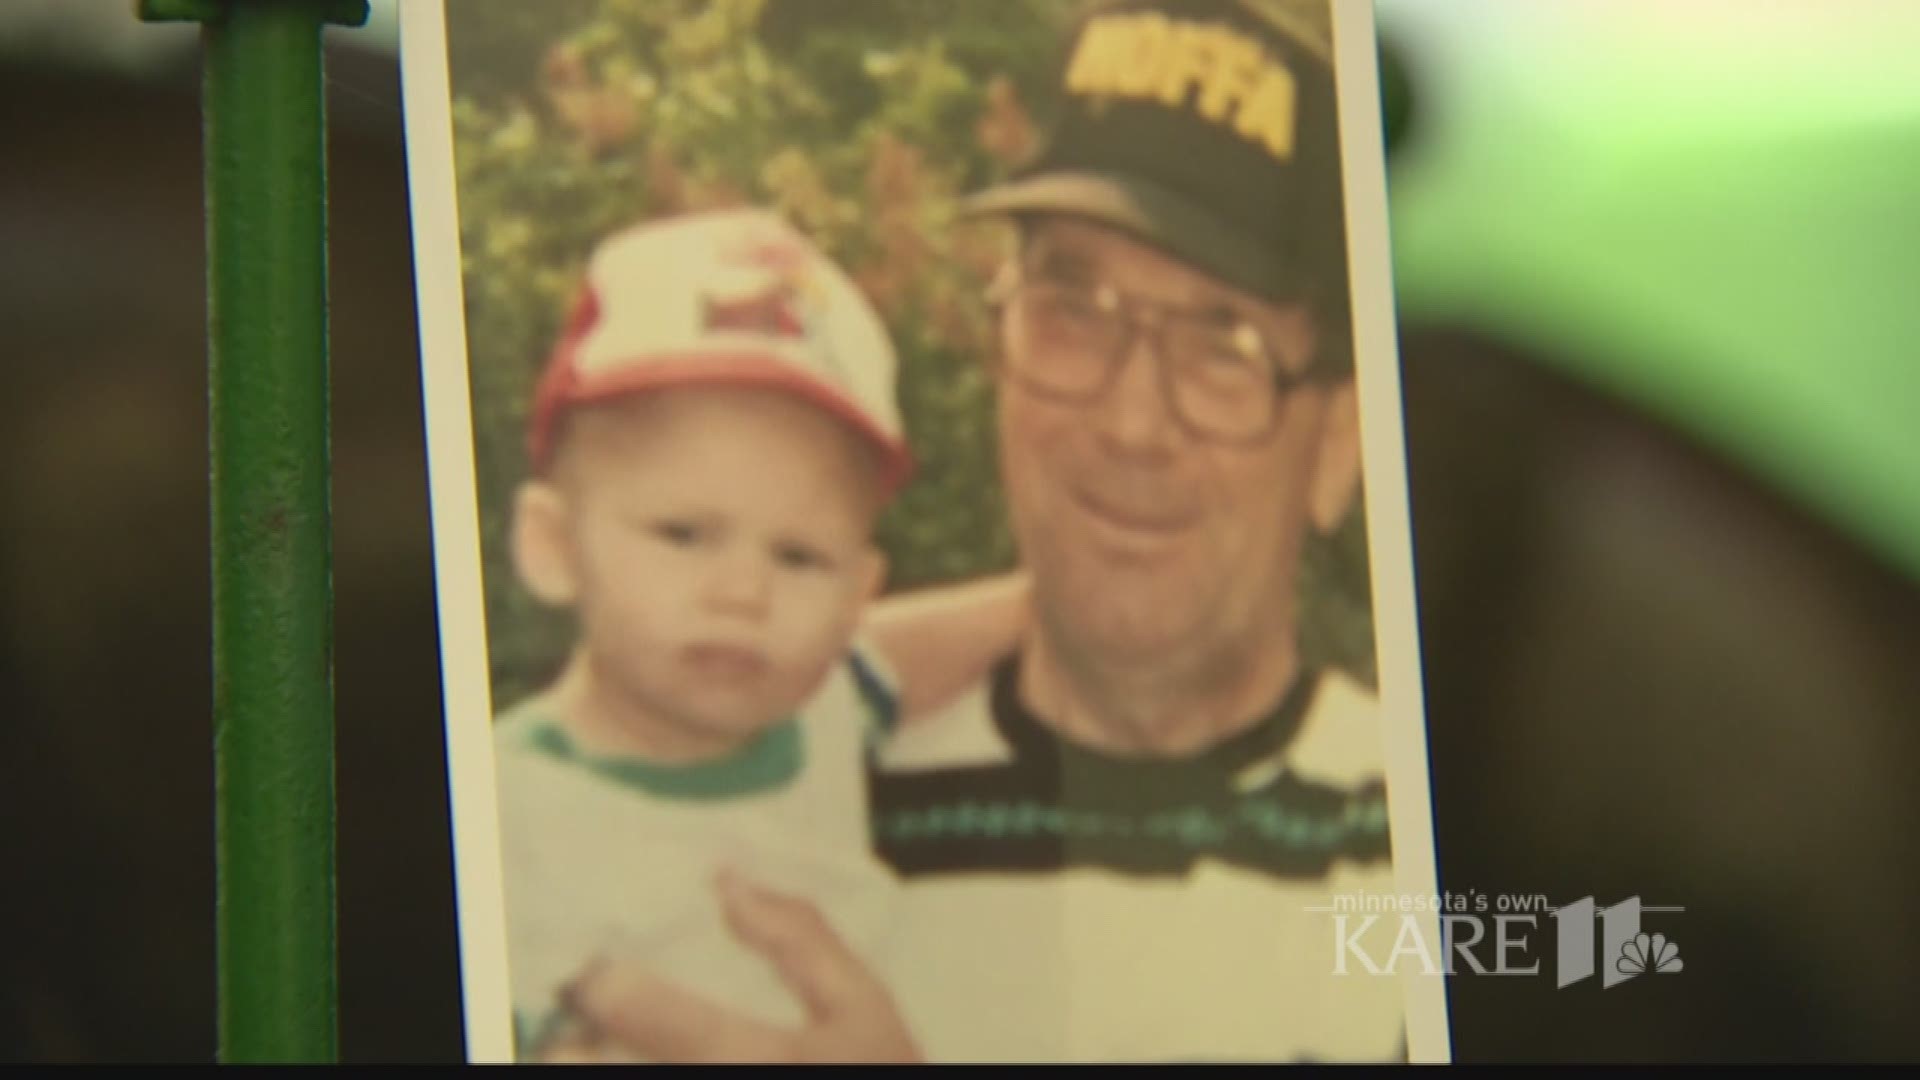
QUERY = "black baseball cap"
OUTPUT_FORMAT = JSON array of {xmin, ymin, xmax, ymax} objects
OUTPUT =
[{"xmin": 963, "ymin": 0, "xmax": 1351, "ymax": 315}]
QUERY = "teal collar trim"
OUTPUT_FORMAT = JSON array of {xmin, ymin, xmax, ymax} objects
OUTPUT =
[{"xmin": 525, "ymin": 713, "xmax": 805, "ymax": 802}]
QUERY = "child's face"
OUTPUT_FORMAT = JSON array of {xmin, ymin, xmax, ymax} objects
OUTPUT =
[{"xmin": 529, "ymin": 385, "xmax": 887, "ymax": 756}]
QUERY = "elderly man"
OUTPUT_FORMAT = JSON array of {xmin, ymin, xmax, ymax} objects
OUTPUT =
[{"xmin": 565, "ymin": 0, "xmax": 1407, "ymax": 1062}]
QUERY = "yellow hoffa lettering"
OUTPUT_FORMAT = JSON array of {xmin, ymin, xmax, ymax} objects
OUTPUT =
[
  {"xmin": 1196, "ymin": 30, "xmax": 1265, "ymax": 123},
  {"xmin": 1117, "ymin": 14, "xmax": 1174, "ymax": 98},
  {"xmin": 1063, "ymin": 16, "xmax": 1130, "ymax": 97},
  {"xmin": 1065, "ymin": 14, "xmax": 1299, "ymax": 162},
  {"xmin": 1154, "ymin": 24, "xmax": 1217, "ymax": 109},
  {"xmin": 1234, "ymin": 64, "xmax": 1298, "ymax": 160}
]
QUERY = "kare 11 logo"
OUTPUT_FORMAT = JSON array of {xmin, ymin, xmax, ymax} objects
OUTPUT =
[{"xmin": 1318, "ymin": 893, "xmax": 1685, "ymax": 988}]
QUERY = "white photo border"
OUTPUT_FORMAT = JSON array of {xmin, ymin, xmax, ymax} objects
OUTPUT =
[
  {"xmin": 399, "ymin": 3, "xmax": 517, "ymax": 1061},
  {"xmin": 1330, "ymin": 0, "xmax": 1452, "ymax": 1062}
]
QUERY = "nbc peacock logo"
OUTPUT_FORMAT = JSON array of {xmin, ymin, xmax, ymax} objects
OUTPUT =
[{"xmin": 1617, "ymin": 932, "xmax": 1684, "ymax": 978}]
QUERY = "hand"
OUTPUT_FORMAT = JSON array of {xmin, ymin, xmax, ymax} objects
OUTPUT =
[{"xmin": 560, "ymin": 870, "xmax": 924, "ymax": 1064}]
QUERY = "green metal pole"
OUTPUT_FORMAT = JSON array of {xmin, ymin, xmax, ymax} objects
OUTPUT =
[{"xmin": 138, "ymin": 0, "xmax": 367, "ymax": 1063}]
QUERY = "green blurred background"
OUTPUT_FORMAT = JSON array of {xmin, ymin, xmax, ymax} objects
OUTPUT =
[{"xmin": 1383, "ymin": 0, "xmax": 1920, "ymax": 591}]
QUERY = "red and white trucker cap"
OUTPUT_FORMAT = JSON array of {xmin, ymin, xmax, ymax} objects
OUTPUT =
[{"xmin": 526, "ymin": 208, "xmax": 915, "ymax": 495}]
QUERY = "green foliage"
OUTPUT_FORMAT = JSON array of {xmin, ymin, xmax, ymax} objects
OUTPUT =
[{"xmin": 447, "ymin": 0, "xmax": 1375, "ymax": 707}]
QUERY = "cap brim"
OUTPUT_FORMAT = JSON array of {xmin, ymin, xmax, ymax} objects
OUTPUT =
[
  {"xmin": 534, "ymin": 352, "xmax": 917, "ymax": 496},
  {"xmin": 959, "ymin": 170, "xmax": 1304, "ymax": 303}
]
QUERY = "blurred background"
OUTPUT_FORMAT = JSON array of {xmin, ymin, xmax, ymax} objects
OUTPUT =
[{"xmin": 2, "ymin": 0, "xmax": 1916, "ymax": 1063}]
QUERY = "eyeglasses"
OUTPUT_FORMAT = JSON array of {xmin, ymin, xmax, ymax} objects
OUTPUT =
[{"xmin": 988, "ymin": 267, "xmax": 1332, "ymax": 445}]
